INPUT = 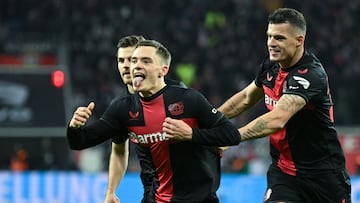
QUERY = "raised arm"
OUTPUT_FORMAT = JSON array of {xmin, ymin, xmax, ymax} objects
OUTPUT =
[{"xmin": 67, "ymin": 102, "xmax": 125, "ymax": 150}]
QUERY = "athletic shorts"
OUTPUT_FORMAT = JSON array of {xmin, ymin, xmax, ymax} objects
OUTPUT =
[
  {"xmin": 264, "ymin": 164, "xmax": 352, "ymax": 203},
  {"xmin": 141, "ymin": 193, "xmax": 219, "ymax": 203}
]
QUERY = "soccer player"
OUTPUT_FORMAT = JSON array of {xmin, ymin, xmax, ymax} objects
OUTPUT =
[
  {"xmin": 67, "ymin": 35, "xmax": 185, "ymax": 203},
  {"xmin": 163, "ymin": 8, "xmax": 351, "ymax": 203},
  {"xmin": 67, "ymin": 39, "xmax": 241, "ymax": 203}
]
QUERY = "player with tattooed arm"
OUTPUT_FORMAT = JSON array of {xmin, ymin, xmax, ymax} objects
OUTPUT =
[{"xmin": 163, "ymin": 8, "xmax": 351, "ymax": 203}]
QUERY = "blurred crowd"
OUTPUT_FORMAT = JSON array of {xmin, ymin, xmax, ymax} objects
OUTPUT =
[{"xmin": 1, "ymin": 0, "xmax": 360, "ymax": 173}]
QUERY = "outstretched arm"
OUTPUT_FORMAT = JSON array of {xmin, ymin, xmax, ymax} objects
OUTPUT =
[
  {"xmin": 238, "ymin": 94, "xmax": 306, "ymax": 141},
  {"xmin": 163, "ymin": 94, "xmax": 306, "ymax": 144},
  {"xmin": 163, "ymin": 116, "xmax": 241, "ymax": 146},
  {"xmin": 218, "ymin": 82, "xmax": 264, "ymax": 118},
  {"xmin": 104, "ymin": 140, "xmax": 129, "ymax": 203},
  {"xmin": 215, "ymin": 82, "xmax": 263, "ymax": 151},
  {"xmin": 67, "ymin": 102, "xmax": 124, "ymax": 150}
]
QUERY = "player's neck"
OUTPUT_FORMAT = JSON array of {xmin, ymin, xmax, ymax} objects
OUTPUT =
[
  {"xmin": 127, "ymin": 84, "xmax": 135, "ymax": 94},
  {"xmin": 139, "ymin": 81, "xmax": 166, "ymax": 98}
]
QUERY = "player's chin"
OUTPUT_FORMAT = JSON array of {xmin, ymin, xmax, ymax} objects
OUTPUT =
[
  {"xmin": 269, "ymin": 55, "xmax": 281, "ymax": 62},
  {"xmin": 123, "ymin": 79, "xmax": 132, "ymax": 85},
  {"xmin": 133, "ymin": 85, "xmax": 143, "ymax": 92}
]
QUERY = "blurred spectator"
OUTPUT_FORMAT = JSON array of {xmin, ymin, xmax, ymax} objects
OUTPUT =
[
  {"xmin": 10, "ymin": 144, "xmax": 29, "ymax": 171},
  {"xmin": 77, "ymin": 146, "xmax": 104, "ymax": 173},
  {"xmin": 38, "ymin": 137, "xmax": 57, "ymax": 170},
  {"xmin": 175, "ymin": 62, "xmax": 197, "ymax": 87}
]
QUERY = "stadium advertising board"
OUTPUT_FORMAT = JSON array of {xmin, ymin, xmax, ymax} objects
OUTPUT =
[
  {"xmin": 0, "ymin": 172, "xmax": 360, "ymax": 203},
  {"xmin": 0, "ymin": 68, "xmax": 69, "ymax": 136}
]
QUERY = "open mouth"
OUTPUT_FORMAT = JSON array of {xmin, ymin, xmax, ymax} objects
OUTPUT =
[{"xmin": 133, "ymin": 73, "xmax": 145, "ymax": 88}]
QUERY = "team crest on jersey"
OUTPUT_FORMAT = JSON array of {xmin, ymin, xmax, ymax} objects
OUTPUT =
[{"xmin": 168, "ymin": 102, "xmax": 184, "ymax": 116}]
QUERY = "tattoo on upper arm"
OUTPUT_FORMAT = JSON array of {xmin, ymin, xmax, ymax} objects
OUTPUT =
[
  {"xmin": 242, "ymin": 119, "xmax": 268, "ymax": 140},
  {"xmin": 276, "ymin": 94, "xmax": 306, "ymax": 113}
]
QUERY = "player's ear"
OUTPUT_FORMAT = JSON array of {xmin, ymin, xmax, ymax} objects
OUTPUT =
[
  {"xmin": 296, "ymin": 35, "xmax": 304, "ymax": 47},
  {"xmin": 160, "ymin": 65, "xmax": 169, "ymax": 77}
]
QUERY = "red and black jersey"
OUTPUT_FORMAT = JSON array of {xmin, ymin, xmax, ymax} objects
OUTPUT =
[
  {"xmin": 254, "ymin": 51, "xmax": 346, "ymax": 176},
  {"xmin": 68, "ymin": 85, "xmax": 240, "ymax": 203},
  {"xmin": 133, "ymin": 79, "xmax": 186, "ymax": 202}
]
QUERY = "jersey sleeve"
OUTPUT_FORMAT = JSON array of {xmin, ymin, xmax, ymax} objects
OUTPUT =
[
  {"xmin": 100, "ymin": 95, "xmax": 131, "ymax": 129},
  {"xmin": 285, "ymin": 67, "xmax": 327, "ymax": 102},
  {"xmin": 112, "ymin": 129, "xmax": 129, "ymax": 144},
  {"xmin": 188, "ymin": 90, "xmax": 241, "ymax": 146},
  {"xmin": 67, "ymin": 120, "xmax": 128, "ymax": 150},
  {"xmin": 67, "ymin": 96, "xmax": 130, "ymax": 150}
]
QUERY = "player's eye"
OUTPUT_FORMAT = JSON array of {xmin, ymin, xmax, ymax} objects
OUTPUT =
[
  {"xmin": 118, "ymin": 58, "xmax": 125, "ymax": 63},
  {"xmin": 142, "ymin": 59, "xmax": 151, "ymax": 64},
  {"xmin": 131, "ymin": 58, "xmax": 137, "ymax": 64}
]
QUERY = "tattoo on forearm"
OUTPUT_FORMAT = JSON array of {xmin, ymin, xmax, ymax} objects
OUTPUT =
[
  {"xmin": 277, "ymin": 94, "xmax": 305, "ymax": 113},
  {"xmin": 242, "ymin": 119, "xmax": 268, "ymax": 140}
]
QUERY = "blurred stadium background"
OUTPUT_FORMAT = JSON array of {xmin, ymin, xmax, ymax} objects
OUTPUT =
[{"xmin": 0, "ymin": 0, "xmax": 359, "ymax": 202}]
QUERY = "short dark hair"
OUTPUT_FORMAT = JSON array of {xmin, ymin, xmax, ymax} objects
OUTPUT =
[
  {"xmin": 136, "ymin": 40, "xmax": 171, "ymax": 66},
  {"xmin": 117, "ymin": 35, "xmax": 146, "ymax": 48},
  {"xmin": 268, "ymin": 8, "xmax": 306, "ymax": 35}
]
